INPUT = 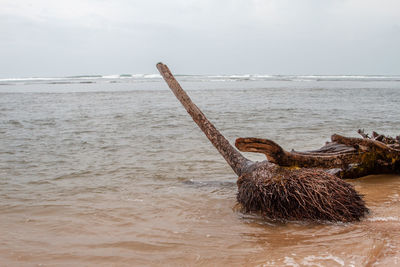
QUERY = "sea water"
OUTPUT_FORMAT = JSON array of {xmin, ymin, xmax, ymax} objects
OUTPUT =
[{"xmin": 1, "ymin": 74, "xmax": 400, "ymax": 266}]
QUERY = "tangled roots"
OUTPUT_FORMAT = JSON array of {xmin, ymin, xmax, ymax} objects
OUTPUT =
[{"xmin": 237, "ymin": 165, "xmax": 368, "ymax": 222}]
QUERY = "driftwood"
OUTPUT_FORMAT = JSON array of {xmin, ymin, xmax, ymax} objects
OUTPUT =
[
  {"xmin": 157, "ymin": 63, "xmax": 368, "ymax": 222},
  {"xmin": 236, "ymin": 130, "xmax": 400, "ymax": 179}
]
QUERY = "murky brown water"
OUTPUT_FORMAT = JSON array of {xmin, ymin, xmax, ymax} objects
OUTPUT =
[{"xmin": 1, "ymin": 76, "xmax": 399, "ymax": 266}]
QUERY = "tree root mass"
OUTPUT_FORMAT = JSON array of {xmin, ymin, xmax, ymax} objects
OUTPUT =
[{"xmin": 237, "ymin": 164, "xmax": 368, "ymax": 222}]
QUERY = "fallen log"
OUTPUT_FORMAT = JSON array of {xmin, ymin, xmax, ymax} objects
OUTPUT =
[
  {"xmin": 235, "ymin": 131, "xmax": 400, "ymax": 179},
  {"xmin": 157, "ymin": 62, "xmax": 368, "ymax": 222}
]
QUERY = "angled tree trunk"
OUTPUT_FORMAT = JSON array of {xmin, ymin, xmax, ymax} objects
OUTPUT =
[{"xmin": 156, "ymin": 63, "xmax": 252, "ymax": 176}]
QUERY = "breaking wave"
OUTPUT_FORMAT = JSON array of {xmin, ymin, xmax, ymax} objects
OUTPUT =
[{"xmin": 1, "ymin": 74, "xmax": 399, "ymax": 86}]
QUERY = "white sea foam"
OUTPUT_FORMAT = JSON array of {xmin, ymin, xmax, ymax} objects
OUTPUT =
[
  {"xmin": 302, "ymin": 255, "xmax": 345, "ymax": 266},
  {"xmin": 228, "ymin": 74, "xmax": 251, "ymax": 78},
  {"xmin": 131, "ymin": 74, "xmax": 145, "ymax": 78},
  {"xmin": 1, "ymin": 74, "xmax": 399, "ymax": 88},
  {"xmin": 0, "ymin": 73, "xmax": 164, "ymax": 85},
  {"xmin": 0, "ymin": 77, "xmax": 67, "ymax": 82},
  {"xmin": 101, "ymin": 74, "xmax": 133, "ymax": 79},
  {"xmin": 368, "ymin": 216, "xmax": 400, "ymax": 222},
  {"xmin": 283, "ymin": 257, "xmax": 300, "ymax": 267},
  {"xmin": 143, "ymin": 74, "xmax": 162, "ymax": 79},
  {"xmin": 101, "ymin": 74, "xmax": 120, "ymax": 79}
]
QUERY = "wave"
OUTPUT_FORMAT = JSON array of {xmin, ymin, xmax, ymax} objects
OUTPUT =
[
  {"xmin": 0, "ymin": 73, "xmax": 163, "ymax": 86},
  {"xmin": 179, "ymin": 74, "xmax": 400, "ymax": 82},
  {"xmin": 101, "ymin": 74, "xmax": 162, "ymax": 79},
  {"xmin": 1, "ymin": 74, "xmax": 399, "ymax": 86},
  {"xmin": 0, "ymin": 77, "xmax": 67, "ymax": 82},
  {"xmin": 66, "ymin": 75, "xmax": 103, "ymax": 79}
]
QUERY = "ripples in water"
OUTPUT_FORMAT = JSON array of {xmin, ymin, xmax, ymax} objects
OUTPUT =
[{"xmin": 0, "ymin": 79, "xmax": 399, "ymax": 266}]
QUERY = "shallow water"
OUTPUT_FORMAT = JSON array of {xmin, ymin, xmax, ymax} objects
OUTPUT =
[{"xmin": 0, "ymin": 76, "xmax": 399, "ymax": 266}]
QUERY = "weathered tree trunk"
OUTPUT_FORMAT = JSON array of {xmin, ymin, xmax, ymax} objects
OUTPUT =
[
  {"xmin": 236, "ymin": 130, "xmax": 400, "ymax": 179},
  {"xmin": 156, "ymin": 63, "xmax": 251, "ymax": 176}
]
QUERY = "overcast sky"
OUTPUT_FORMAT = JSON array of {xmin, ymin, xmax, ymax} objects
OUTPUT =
[{"xmin": 1, "ymin": 0, "xmax": 400, "ymax": 77}]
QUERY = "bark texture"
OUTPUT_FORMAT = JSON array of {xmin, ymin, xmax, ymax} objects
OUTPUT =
[
  {"xmin": 236, "ymin": 130, "xmax": 400, "ymax": 179},
  {"xmin": 157, "ymin": 63, "xmax": 251, "ymax": 176}
]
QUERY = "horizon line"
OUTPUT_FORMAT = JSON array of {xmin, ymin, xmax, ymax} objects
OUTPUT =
[{"xmin": 2, "ymin": 73, "xmax": 400, "ymax": 81}]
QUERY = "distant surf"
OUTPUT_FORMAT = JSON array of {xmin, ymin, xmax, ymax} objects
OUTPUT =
[{"xmin": 1, "ymin": 74, "xmax": 399, "ymax": 86}]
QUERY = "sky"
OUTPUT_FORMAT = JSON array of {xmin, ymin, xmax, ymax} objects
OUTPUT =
[{"xmin": 1, "ymin": 0, "xmax": 400, "ymax": 78}]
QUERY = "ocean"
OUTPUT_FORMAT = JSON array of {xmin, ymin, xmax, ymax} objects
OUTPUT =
[{"xmin": 1, "ymin": 74, "xmax": 400, "ymax": 266}]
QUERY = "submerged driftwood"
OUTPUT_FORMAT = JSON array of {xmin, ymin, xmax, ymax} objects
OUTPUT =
[
  {"xmin": 236, "ymin": 130, "xmax": 400, "ymax": 179},
  {"xmin": 157, "ymin": 62, "xmax": 368, "ymax": 222}
]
